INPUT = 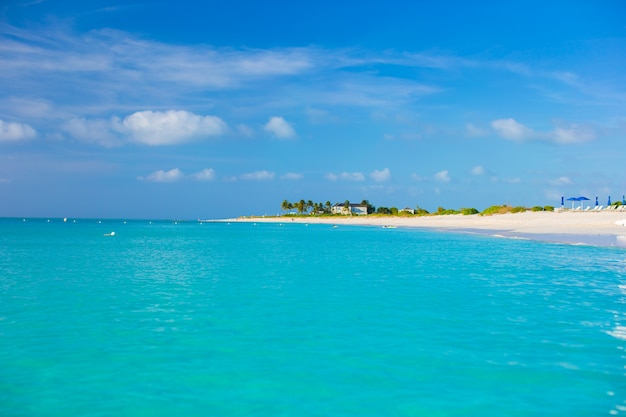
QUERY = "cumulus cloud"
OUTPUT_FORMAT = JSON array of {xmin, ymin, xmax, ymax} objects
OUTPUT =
[
  {"xmin": 326, "ymin": 172, "xmax": 365, "ymax": 181},
  {"xmin": 241, "ymin": 170, "xmax": 275, "ymax": 181},
  {"xmin": 123, "ymin": 110, "xmax": 227, "ymax": 145},
  {"xmin": 0, "ymin": 119, "xmax": 36, "ymax": 142},
  {"xmin": 281, "ymin": 172, "xmax": 303, "ymax": 180},
  {"xmin": 370, "ymin": 168, "xmax": 391, "ymax": 183},
  {"xmin": 490, "ymin": 118, "xmax": 535, "ymax": 141},
  {"xmin": 264, "ymin": 116, "xmax": 296, "ymax": 139},
  {"xmin": 192, "ymin": 168, "xmax": 216, "ymax": 181},
  {"xmin": 138, "ymin": 168, "xmax": 184, "ymax": 182},
  {"xmin": 63, "ymin": 110, "xmax": 227, "ymax": 146},
  {"xmin": 434, "ymin": 170, "xmax": 450, "ymax": 183}
]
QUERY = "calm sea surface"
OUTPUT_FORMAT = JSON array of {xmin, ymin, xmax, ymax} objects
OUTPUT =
[{"xmin": 1, "ymin": 218, "xmax": 625, "ymax": 416}]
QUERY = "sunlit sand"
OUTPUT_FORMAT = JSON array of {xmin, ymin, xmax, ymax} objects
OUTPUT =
[{"xmin": 233, "ymin": 210, "xmax": 626, "ymax": 247}]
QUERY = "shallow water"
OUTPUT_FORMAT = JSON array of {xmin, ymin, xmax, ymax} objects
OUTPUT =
[{"xmin": 1, "ymin": 218, "xmax": 625, "ymax": 416}]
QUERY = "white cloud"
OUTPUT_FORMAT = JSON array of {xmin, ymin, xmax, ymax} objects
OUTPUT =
[
  {"xmin": 326, "ymin": 172, "xmax": 365, "ymax": 181},
  {"xmin": 470, "ymin": 165, "xmax": 485, "ymax": 175},
  {"xmin": 264, "ymin": 116, "xmax": 296, "ymax": 139},
  {"xmin": 548, "ymin": 176, "xmax": 572, "ymax": 186},
  {"xmin": 0, "ymin": 119, "xmax": 36, "ymax": 142},
  {"xmin": 281, "ymin": 172, "xmax": 303, "ymax": 180},
  {"xmin": 434, "ymin": 170, "xmax": 451, "ymax": 183},
  {"xmin": 490, "ymin": 118, "xmax": 535, "ymax": 141},
  {"xmin": 63, "ymin": 110, "xmax": 227, "ymax": 146},
  {"xmin": 550, "ymin": 124, "xmax": 595, "ymax": 144},
  {"xmin": 370, "ymin": 168, "xmax": 391, "ymax": 183},
  {"xmin": 192, "ymin": 168, "xmax": 216, "ymax": 181},
  {"xmin": 241, "ymin": 170, "xmax": 275, "ymax": 181},
  {"xmin": 123, "ymin": 110, "xmax": 227, "ymax": 145},
  {"xmin": 138, "ymin": 168, "xmax": 184, "ymax": 183},
  {"xmin": 62, "ymin": 117, "xmax": 121, "ymax": 147},
  {"xmin": 410, "ymin": 174, "xmax": 423, "ymax": 181},
  {"xmin": 490, "ymin": 118, "xmax": 595, "ymax": 145}
]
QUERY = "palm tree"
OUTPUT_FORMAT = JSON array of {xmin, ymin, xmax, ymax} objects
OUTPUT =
[
  {"xmin": 343, "ymin": 200, "xmax": 351, "ymax": 215},
  {"xmin": 281, "ymin": 199, "xmax": 292, "ymax": 213},
  {"xmin": 296, "ymin": 199, "xmax": 306, "ymax": 214}
]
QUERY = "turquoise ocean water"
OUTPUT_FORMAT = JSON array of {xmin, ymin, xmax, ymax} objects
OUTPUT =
[{"xmin": 1, "ymin": 217, "xmax": 625, "ymax": 416}]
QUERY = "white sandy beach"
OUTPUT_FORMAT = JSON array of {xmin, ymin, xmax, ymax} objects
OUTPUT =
[{"xmin": 230, "ymin": 210, "xmax": 626, "ymax": 247}]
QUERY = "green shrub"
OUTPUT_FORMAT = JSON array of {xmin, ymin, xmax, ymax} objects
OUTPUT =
[
  {"xmin": 543, "ymin": 206, "xmax": 554, "ymax": 212},
  {"xmin": 510, "ymin": 206, "xmax": 527, "ymax": 213},
  {"xmin": 481, "ymin": 205, "xmax": 507, "ymax": 215},
  {"xmin": 461, "ymin": 207, "xmax": 479, "ymax": 215},
  {"xmin": 531, "ymin": 206, "xmax": 543, "ymax": 212}
]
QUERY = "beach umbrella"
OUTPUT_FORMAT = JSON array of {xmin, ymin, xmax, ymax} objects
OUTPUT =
[
  {"xmin": 595, "ymin": 196, "xmax": 599, "ymax": 206},
  {"xmin": 608, "ymin": 196, "xmax": 611, "ymax": 206},
  {"xmin": 566, "ymin": 196, "xmax": 579, "ymax": 209},
  {"xmin": 578, "ymin": 196, "xmax": 589, "ymax": 209},
  {"xmin": 622, "ymin": 195, "xmax": 625, "ymax": 205},
  {"xmin": 561, "ymin": 196, "xmax": 564, "ymax": 206}
]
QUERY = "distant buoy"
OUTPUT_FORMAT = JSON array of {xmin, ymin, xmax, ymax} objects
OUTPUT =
[{"xmin": 104, "ymin": 231, "xmax": 115, "ymax": 236}]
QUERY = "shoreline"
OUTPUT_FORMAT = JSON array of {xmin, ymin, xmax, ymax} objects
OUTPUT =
[{"xmin": 228, "ymin": 211, "xmax": 626, "ymax": 248}]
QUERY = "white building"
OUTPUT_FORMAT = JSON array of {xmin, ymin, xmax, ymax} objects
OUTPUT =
[{"xmin": 331, "ymin": 203, "xmax": 368, "ymax": 215}]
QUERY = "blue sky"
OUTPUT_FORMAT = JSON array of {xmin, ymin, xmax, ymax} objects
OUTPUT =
[{"xmin": 1, "ymin": 1, "xmax": 625, "ymax": 219}]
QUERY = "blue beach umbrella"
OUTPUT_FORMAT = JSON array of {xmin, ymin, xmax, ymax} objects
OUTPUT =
[
  {"xmin": 561, "ymin": 196, "xmax": 564, "ymax": 206},
  {"xmin": 608, "ymin": 196, "xmax": 611, "ymax": 206},
  {"xmin": 566, "ymin": 196, "xmax": 579, "ymax": 209},
  {"xmin": 595, "ymin": 196, "xmax": 598, "ymax": 206},
  {"xmin": 578, "ymin": 196, "xmax": 589, "ymax": 209},
  {"xmin": 622, "ymin": 195, "xmax": 625, "ymax": 205}
]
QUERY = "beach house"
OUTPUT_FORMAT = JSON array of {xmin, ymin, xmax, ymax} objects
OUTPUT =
[{"xmin": 331, "ymin": 203, "xmax": 368, "ymax": 215}]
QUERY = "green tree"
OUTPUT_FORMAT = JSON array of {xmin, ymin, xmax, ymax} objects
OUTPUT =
[
  {"xmin": 281, "ymin": 199, "xmax": 292, "ymax": 212},
  {"xmin": 296, "ymin": 199, "xmax": 306, "ymax": 214},
  {"xmin": 361, "ymin": 199, "xmax": 375, "ymax": 214},
  {"xmin": 343, "ymin": 200, "xmax": 351, "ymax": 215}
]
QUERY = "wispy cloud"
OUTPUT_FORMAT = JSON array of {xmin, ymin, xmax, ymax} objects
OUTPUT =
[
  {"xmin": 326, "ymin": 172, "xmax": 366, "ymax": 181},
  {"xmin": 0, "ymin": 119, "xmax": 36, "ymax": 142},
  {"xmin": 550, "ymin": 124, "xmax": 595, "ymax": 144},
  {"xmin": 240, "ymin": 170, "xmax": 275, "ymax": 181},
  {"xmin": 490, "ymin": 118, "xmax": 596, "ymax": 144},
  {"xmin": 470, "ymin": 165, "xmax": 486, "ymax": 175},
  {"xmin": 434, "ymin": 170, "xmax": 450, "ymax": 183},
  {"xmin": 465, "ymin": 123, "xmax": 487, "ymax": 137},
  {"xmin": 370, "ymin": 168, "xmax": 391, "ymax": 182},
  {"xmin": 548, "ymin": 176, "xmax": 572, "ymax": 186},
  {"xmin": 281, "ymin": 172, "xmax": 303, "ymax": 180},
  {"xmin": 137, "ymin": 168, "xmax": 184, "ymax": 183}
]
